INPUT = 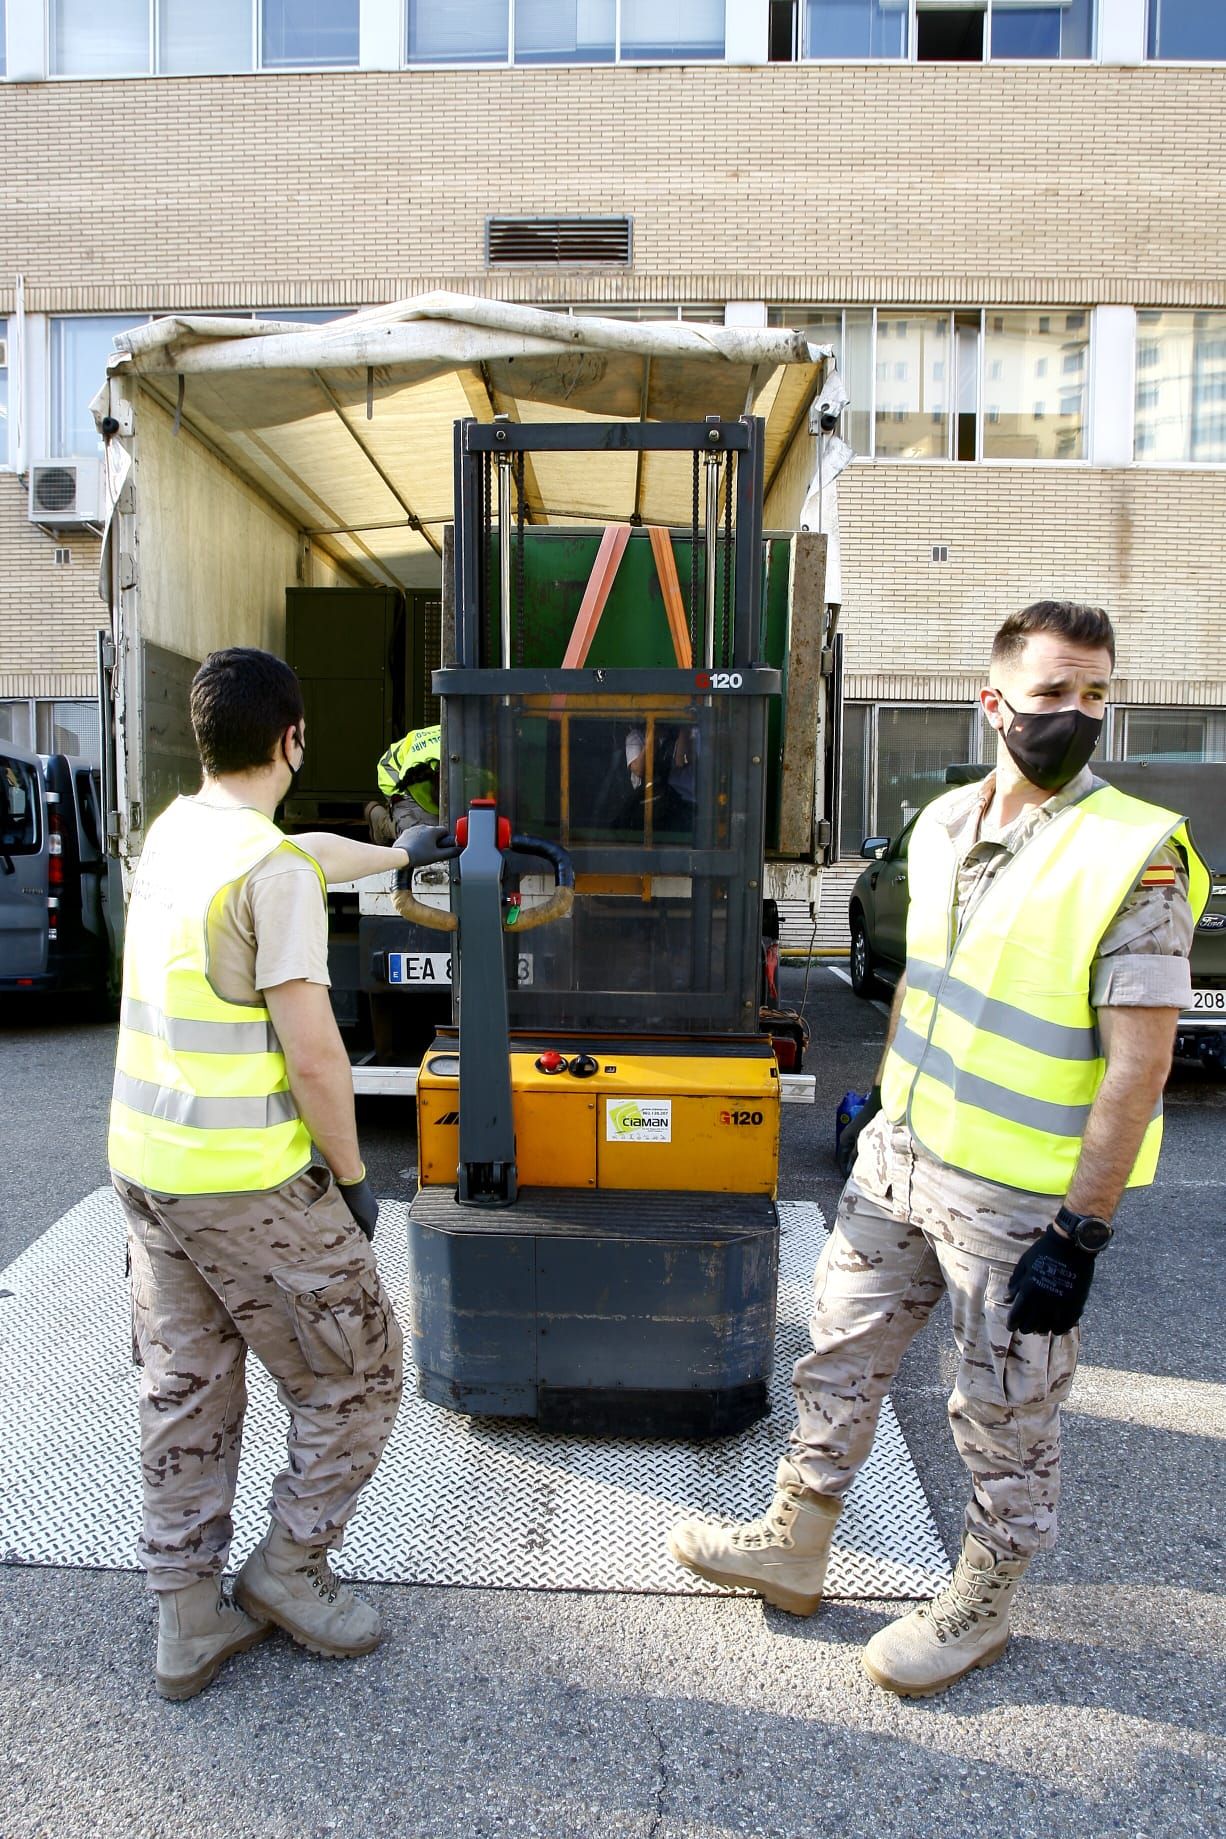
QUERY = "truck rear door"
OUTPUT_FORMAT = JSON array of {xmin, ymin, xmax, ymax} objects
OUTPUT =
[{"xmin": 0, "ymin": 750, "xmax": 49, "ymax": 982}]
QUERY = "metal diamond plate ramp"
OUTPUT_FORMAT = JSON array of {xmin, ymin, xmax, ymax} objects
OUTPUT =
[{"xmin": 0, "ymin": 1192, "xmax": 949, "ymax": 1597}]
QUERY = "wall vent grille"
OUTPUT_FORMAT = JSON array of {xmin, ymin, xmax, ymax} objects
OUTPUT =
[{"xmin": 486, "ymin": 215, "xmax": 633, "ymax": 269}]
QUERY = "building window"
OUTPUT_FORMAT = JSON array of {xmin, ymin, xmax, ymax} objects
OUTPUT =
[
  {"xmin": 1133, "ymin": 311, "xmax": 1226, "ymax": 463},
  {"xmin": 766, "ymin": 307, "xmax": 873, "ymax": 455},
  {"xmin": 989, "ymin": 0, "xmax": 1094, "ymax": 59},
  {"xmin": 515, "ymin": 0, "xmax": 616, "ymax": 63},
  {"xmin": 52, "ymin": 0, "xmax": 150, "ymax": 75},
  {"xmin": 52, "ymin": 1, "xmax": 359, "ymax": 75},
  {"xmin": 799, "ymin": 0, "xmax": 1093, "ymax": 62},
  {"xmin": 840, "ymin": 702, "xmax": 981, "ymax": 850},
  {"xmin": 0, "ymin": 702, "xmax": 33, "ymax": 750},
  {"xmin": 555, "ymin": 303, "xmax": 725, "ymax": 320},
  {"xmin": 259, "ymin": 307, "xmax": 353, "ymax": 322},
  {"xmin": 407, "ymin": 0, "xmax": 723, "ymax": 64},
  {"xmin": 262, "ymin": 0, "xmax": 359, "ymax": 68},
  {"xmin": 839, "ymin": 702, "xmax": 871, "ymax": 854},
  {"xmin": 916, "ymin": 3, "xmax": 986, "ymax": 62},
  {"xmin": 50, "ymin": 317, "xmax": 149, "ymax": 457},
  {"xmin": 874, "ymin": 312, "xmax": 952, "ymax": 459},
  {"xmin": 1119, "ymin": 707, "xmax": 1226, "ymax": 763},
  {"xmin": 805, "ymin": 2, "xmax": 909, "ymax": 59},
  {"xmin": 771, "ymin": 305, "xmax": 1088, "ymax": 462},
  {"xmin": 46, "ymin": 310, "xmax": 353, "ymax": 456},
  {"xmin": 0, "ymin": 319, "xmax": 8, "ymax": 468},
  {"xmin": 159, "ymin": 0, "xmax": 255, "ymax": 75},
  {"xmin": 38, "ymin": 701, "xmax": 102, "ymax": 761},
  {"xmin": 408, "ymin": 0, "xmax": 508, "ymax": 62},
  {"xmin": 621, "ymin": 0, "xmax": 724, "ymax": 59},
  {"xmin": 1147, "ymin": 1, "xmax": 1226, "ymax": 61},
  {"xmin": 0, "ymin": 700, "xmax": 102, "ymax": 763},
  {"xmin": 982, "ymin": 310, "xmax": 1087, "ymax": 459}
]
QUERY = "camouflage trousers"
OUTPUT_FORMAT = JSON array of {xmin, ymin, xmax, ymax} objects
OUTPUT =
[
  {"xmin": 788, "ymin": 1173, "xmax": 1079, "ymax": 1561},
  {"xmin": 114, "ymin": 1164, "xmax": 404, "ymax": 1593}
]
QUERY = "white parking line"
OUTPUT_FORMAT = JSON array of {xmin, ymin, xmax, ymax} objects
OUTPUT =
[{"xmin": 826, "ymin": 963, "xmax": 892, "ymax": 1020}]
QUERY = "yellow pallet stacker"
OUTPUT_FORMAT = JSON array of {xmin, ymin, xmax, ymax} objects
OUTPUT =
[{"xmin": 398, "ymin": 414, "xmax": 812, "ymax": 1437}]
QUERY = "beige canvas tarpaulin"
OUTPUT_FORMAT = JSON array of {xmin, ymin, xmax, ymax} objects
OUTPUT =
[{"xmin": 100, "ymin": 293, "xmax": 833, "ymax": 590}]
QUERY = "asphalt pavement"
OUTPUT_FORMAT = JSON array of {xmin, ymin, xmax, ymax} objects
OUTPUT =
[{"xmin": 0, "ymin": 967, "xmax": 1223, "ymax": 1839}]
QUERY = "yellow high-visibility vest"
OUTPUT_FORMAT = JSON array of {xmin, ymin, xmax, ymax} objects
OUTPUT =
[
  {"xmin": 377, "ymin": 724, "xmax": 441, "ymax": 810},
  {"xmin": 108, "ymin": 798, "xmax": 326, "ymax": 1196},
  {"xmin": 880, "ymin": 783, "xmax": 1209, "ymax": 1196}
]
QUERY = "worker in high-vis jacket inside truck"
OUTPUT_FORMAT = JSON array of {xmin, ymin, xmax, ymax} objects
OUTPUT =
[
  {"xmin": 669, "ymin": 599, "xmax": 1209, "ymax": 1699},
  {"xmin": 367, "ymin": 722, "xmax": 442, "ymax": 844},
  {"xmin": 107, "ymin": 648, "xmax": 449, "ymax": 1701}
]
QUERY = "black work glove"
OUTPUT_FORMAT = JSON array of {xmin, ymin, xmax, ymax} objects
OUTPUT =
[
  {"xmin": 336, "ymin": 1171, "xmax": 378, "ymax": 1243},
  {"xmin": 1005, "ymin": 1225, "xmax": 1096, "ymax": 1335},
  {"xmin": 836, "ymin": 1084, "xmax": 882, "ymax": 1179},
  {"xmin": 397, "ymin": 825, "xmax": 459, "ymax": 871}
]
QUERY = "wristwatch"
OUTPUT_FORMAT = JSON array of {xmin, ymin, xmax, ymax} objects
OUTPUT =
[{"xmin": 1054, "ymin": 1206, "xmax": 1114, "ymax": 1254}]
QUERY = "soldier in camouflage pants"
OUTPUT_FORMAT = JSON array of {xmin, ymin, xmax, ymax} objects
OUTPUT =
[
  {"xmin": 789, "ymin": 1117, "xmax": 1079, "ymax": 1560},
  {"xmin": 117, "ymin": 1165, "xmax": 403, "ymax": 1590}
]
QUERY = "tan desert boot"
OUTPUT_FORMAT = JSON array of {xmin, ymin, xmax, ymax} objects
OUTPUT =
[
  {"xmin": 862, "ymin": 1534, "xmax": 1028, "ymax": 1697},
  {"xmin": 667, "ymin": 1459, "xmax": 843, "ymax": 1616},
  {"xmin": 364, "ymin": 801, "xmax": 396, "ymax": 845},
  {"xmin": 234, "ymin": 1522, "xmax": 382, "ymax": 1658},
  {"xmin": 155, "ymin": 1577, "xmax": 269, "ymax": 1701}
]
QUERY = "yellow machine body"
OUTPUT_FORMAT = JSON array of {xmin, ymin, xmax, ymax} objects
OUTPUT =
[{"xmin": 417, "ymin": 1035, "xmax": 780, "ymax": 1196}]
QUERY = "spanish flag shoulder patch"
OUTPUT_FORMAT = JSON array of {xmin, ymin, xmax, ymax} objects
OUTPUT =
[{"xmin": 1140, "ymin": 864, "xmax": 1177, "ymax": 887}]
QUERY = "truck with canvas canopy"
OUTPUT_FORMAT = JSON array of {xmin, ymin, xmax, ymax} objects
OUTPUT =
[{"xmin": 92, "ymin": 294, "xmax": 850, "ymax": 1093}]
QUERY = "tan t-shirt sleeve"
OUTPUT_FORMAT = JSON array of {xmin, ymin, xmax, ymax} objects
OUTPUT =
[
  {"xmin": 206, "ymin": 845, "xmax": 329, "ymax": 1005},
  {"xmin": 249, "ymin": 854, "xmax": 330, "ymax": 993}
]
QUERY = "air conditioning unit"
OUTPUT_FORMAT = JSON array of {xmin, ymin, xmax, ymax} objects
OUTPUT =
[{"xmin": 28, "ymin": 459, "xmax": 106, "ymax": 528}]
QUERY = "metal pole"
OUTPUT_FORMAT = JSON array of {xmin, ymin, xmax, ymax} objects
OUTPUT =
[
  {"xmin": 497, "ymin": 453, "xmax": 512, "ymax": 668},
  {"xmin": 704, "ymin": 453, "xmax": 719, "ymax": 670}
]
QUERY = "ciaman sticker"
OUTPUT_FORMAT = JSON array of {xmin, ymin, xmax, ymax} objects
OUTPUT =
[{"xmin": 606, "ymin": 1099, "xmax": 672, "ymax": 1143}]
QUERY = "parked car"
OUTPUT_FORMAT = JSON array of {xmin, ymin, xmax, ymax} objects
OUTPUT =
[
  {"xmin": 847, "ymin": 762, "xmax": 1226, "ymax": 1073},
  {"xmin": 848, "ymin": 814, "xmax": 916, "ymax": 1000},
  {"xmin": 0, "ymin": 741, "xmax": 109, "ymax": 1001}
]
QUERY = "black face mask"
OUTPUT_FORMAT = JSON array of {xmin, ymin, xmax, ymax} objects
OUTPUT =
[
  {"xmin": 284, "ymin": 730, "xmax": 306, "ymax": 784},
  {"xmin": 991, "ymin": 693, "xmax": 1103, "ymax": 793}
]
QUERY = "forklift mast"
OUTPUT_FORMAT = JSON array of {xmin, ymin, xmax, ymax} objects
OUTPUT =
[{"xmin": 441, "ymin": 414, "xmax": 776, "ymax": 1039}]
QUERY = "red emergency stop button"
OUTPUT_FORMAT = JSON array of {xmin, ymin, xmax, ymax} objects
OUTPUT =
[{"xmin": 535, "ymin": 1051, "xmax": 568, "ymax": 1074}]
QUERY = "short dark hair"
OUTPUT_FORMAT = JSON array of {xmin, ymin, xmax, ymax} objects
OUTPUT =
[
  {"xmin": 190, "ymin": 648, "xmax": 304, "ymax": 777},
  {"xmin": 991, "ymin": 600, "xmax": 1116, "ymax": 670}
]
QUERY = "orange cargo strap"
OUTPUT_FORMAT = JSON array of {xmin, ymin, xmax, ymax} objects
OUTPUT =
[
  {"xmin": 560, "ymin": 521, "xmax": 694, "ymax": 669},
  {"xmin": 561, "ymin": 523, "xmax": 633, "ymax": 668}
]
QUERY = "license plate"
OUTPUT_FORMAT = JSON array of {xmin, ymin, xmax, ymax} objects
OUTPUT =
[
  {"xmin": 1190, "ymin": 988, "xmax": 1226, "ymax": 1012},
  {"xmin": 386, "ymin": 951, "xmax": 533, "ymax": 986}
]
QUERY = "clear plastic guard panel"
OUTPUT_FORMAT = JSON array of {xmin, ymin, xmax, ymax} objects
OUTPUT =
[{"xmin": 446, "ymin": 690, "xmax": 768, "ymax": 1035}]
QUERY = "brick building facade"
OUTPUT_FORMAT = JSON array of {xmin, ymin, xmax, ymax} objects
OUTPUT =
[{"xmin": 1, "ymin": 3, "xmax": 1223, "ymax": 898}]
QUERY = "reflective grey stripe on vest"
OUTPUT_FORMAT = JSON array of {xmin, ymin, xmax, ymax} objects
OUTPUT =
[
  {"xmin": 891, "ymin": 1022, "xmax": 1094, "ymax": 1137},
  {"xmin": 906, "ymin": 962, "xmax": 1100, "ymax": 1062},
  {"xmin": 113, "ymin": 1071, "xmax": 299, "ymax": 1132},
  {"xmin": 121, "ymin": 998, "xmax": 280, "ymax": 1056}
]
